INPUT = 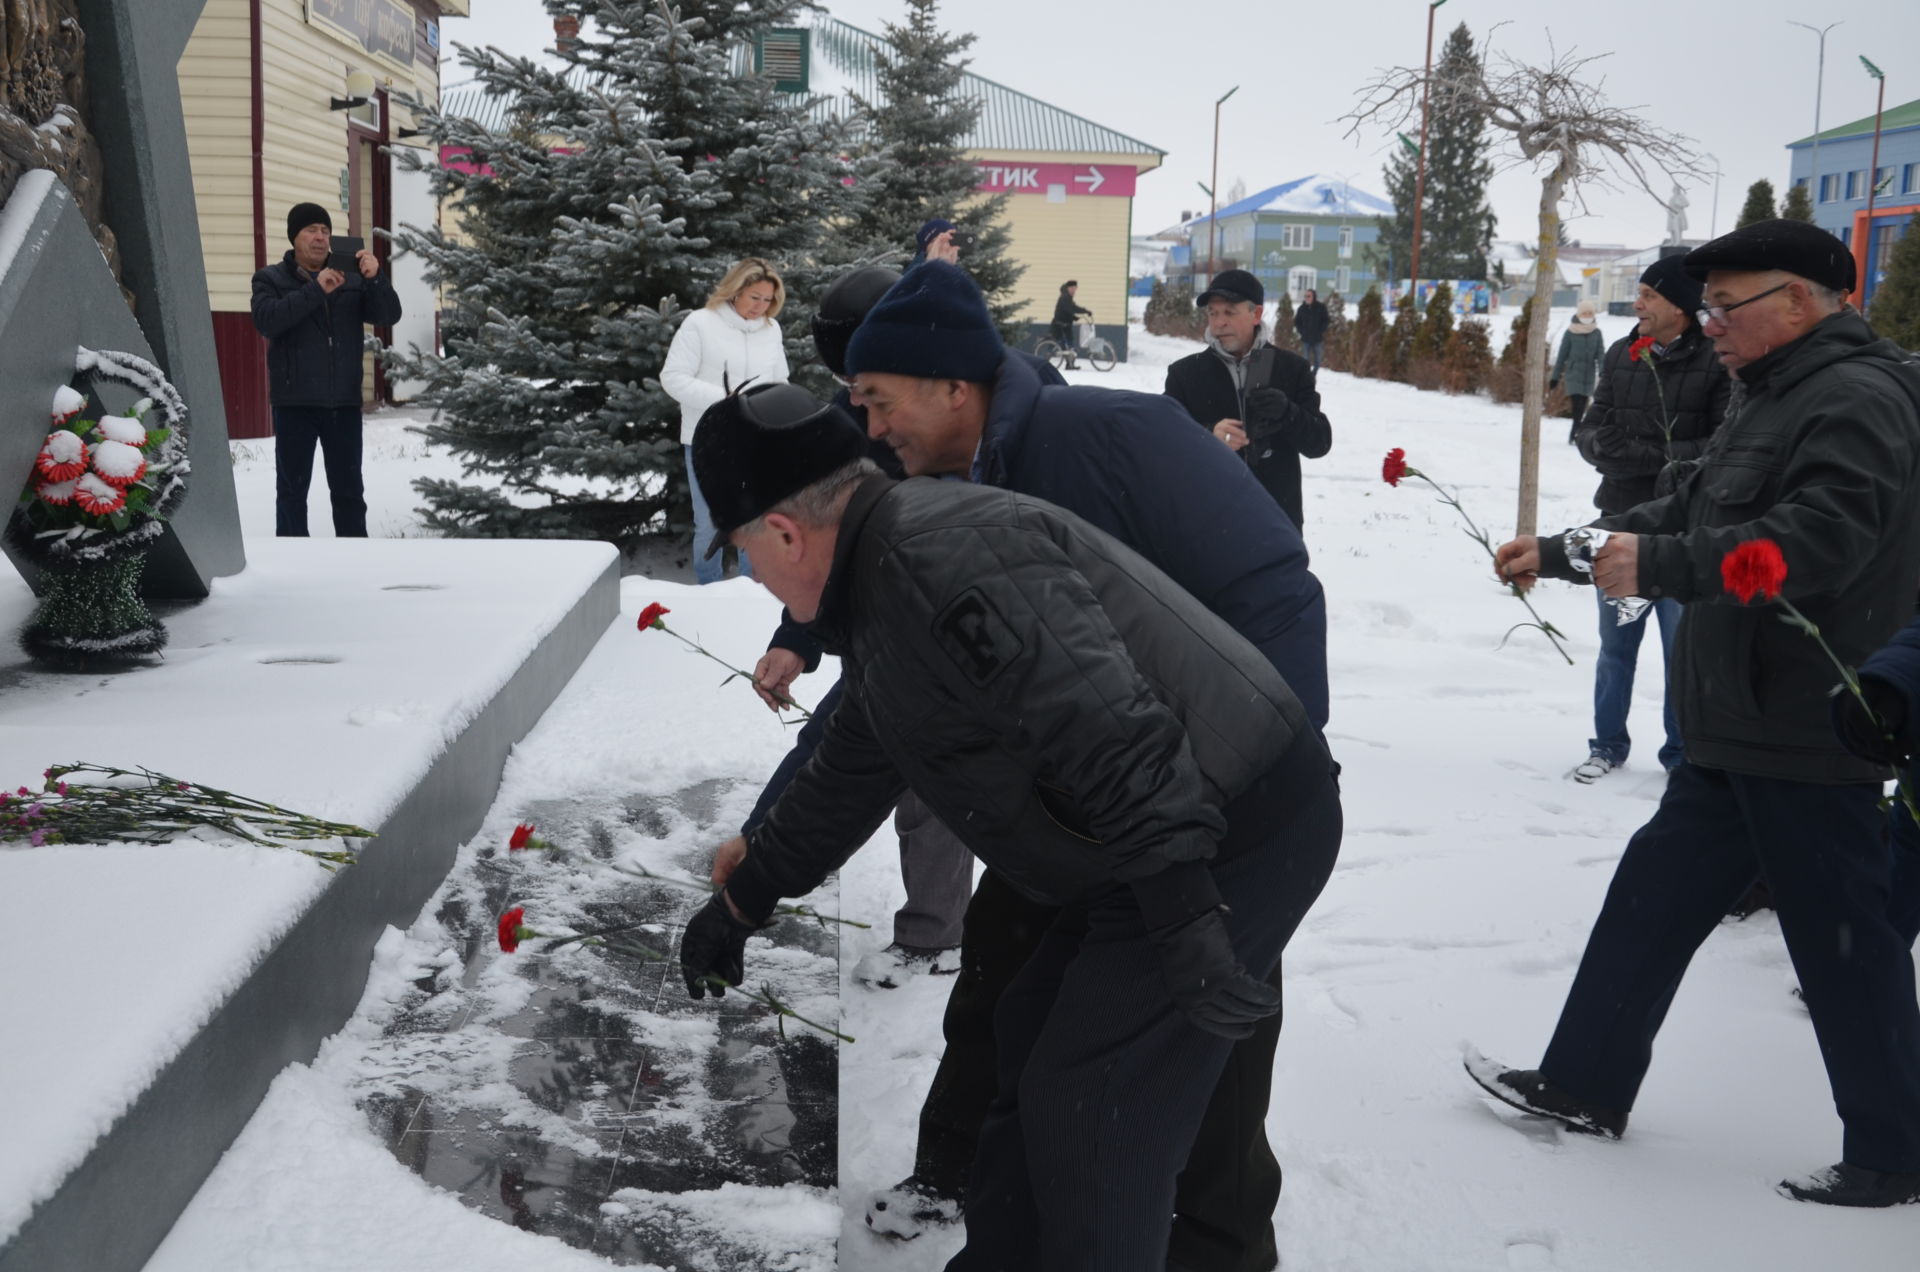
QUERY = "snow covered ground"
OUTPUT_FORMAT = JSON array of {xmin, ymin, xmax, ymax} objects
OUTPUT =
[{"xmin": 127, "ymin": 315, "xmax": 1920, "ymax": 1268}]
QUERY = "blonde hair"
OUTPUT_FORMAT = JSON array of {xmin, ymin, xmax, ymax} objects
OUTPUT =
[{"xmin": 708, "ymin": 257, "xmax": 786, "ymax": 319}]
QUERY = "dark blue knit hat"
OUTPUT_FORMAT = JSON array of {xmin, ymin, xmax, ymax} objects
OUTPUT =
[
  {"xmin": 844, "ymin": 261, "xmax": 1005, "ymax": 383},
  {"xmin": 1639, "ymin": 255, "xmax": 1704, "ymax": 323}
]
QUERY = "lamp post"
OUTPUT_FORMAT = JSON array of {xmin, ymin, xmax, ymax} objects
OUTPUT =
[
  {"xmin": 1863, "ymin": 57, "xmax": 1887, "ymax": 225},
  {"xmin": 1704, "ymin": 153, "xmax": 1722, "ymax": 238},
  {"xmin": 1409, "ymin": 0, "xmax": 1448, "ymax": 303},
  {"xmin": 1207, "ymin": 85, "xmax": 1239, "ymax": 282},
  {"xmin": 1788, "ymin": 20, "xmax": 1842, "ymax": 206}
]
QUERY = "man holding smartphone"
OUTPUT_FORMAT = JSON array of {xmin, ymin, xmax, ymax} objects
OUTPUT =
[{"xmin": 250, "ymin": 201, "xmax": 402, "ymax": 537}]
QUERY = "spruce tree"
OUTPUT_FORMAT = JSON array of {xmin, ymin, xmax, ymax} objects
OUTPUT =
[
  {"xmin": 1871, "ymin": 223, "xmax": 1920, "ymax": 353},
  {"xmin": 1349, "ymin": 287, "xmax": 1386, "ymax": 378},
  {"xmin": 1410, "ymin": 282, "xmax": 1455, "ymax": 362},
  {"xmin": 1370, "ymin": 23, "xmax": 1497, "ymax": 284},
  {"xmin": 1736, "ymin": 179, "xmax": 1777, "ymax": 228},
  {"xmin": 1270, "ymin": 288, "xmax": 1299, "ymax": 351},
  {"xmin": 1781, "ymin": 183, "xmax": 1815, "ymax": 223},
  {"xmin": 1321, "ymin": 290, "xmax": 1352, "ymax": 372},
  {"xmin": 845, "ymin": 0, "xmax": 1024, "ymax": 337},
  {"xmin": 386, "ymin": 0, "xmax": 860, "ymax": 553}
]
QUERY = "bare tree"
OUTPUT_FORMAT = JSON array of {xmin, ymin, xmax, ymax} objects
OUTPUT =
[{"xmin": 1347, "ymin": 33, "xmax": 1700, "ymax": 535}]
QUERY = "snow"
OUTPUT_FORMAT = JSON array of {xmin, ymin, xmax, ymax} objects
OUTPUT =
[
  {"xmin": 1186, "ymin": 173, "xmax": 1395, "ymax": 227},
  {"xmin": 9, "ymin": 315, "xmax": 1920, "ymax": 1268},
  {"xmin": 0, "ymin": 168, "xmax": 57, "ymax": 281}
]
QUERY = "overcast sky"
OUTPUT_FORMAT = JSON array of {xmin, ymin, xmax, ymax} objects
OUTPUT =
[{"xmin": 440, "ymin": 0, "xmax": 1920, "ymax": 251}]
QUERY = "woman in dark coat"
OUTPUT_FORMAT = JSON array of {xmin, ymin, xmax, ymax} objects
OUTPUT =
[{"xmin": 1551, "ymin": 299, "xmax": 1606, "ymax": 442}]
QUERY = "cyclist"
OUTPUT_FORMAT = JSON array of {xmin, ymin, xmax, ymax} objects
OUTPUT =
[{"xmin": 1050, "ymin": 280, "xmax": 1093, "ymax": 369}]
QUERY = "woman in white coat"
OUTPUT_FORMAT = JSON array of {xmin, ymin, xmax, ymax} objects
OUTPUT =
[{"xmin": 661, "ymin": 257, "xmax": 791, "ymax": 582}]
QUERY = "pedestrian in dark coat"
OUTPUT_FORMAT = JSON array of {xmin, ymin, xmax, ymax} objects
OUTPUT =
[
  {"xmin": 1476, "ymin": 219, "xmax": 1920, "ymax": 1207},
  {"xmin": 1566, "ymin": 256, "xmax": 1730, "ymax": 782},
  {"xmin": 678, "ymin": 383, "xmax": 1340, "ymax": 1272},
  {"xmin": 1164, "ymin": 269, "xmax": 1332, "ymax": 533},
  {"xmin": 1833, "ymin": 611, "xmax": 1920, "ymax": 949},
  {"xmin": 772, "ymin": 261, "xmax": 1329, "ymax": 1270},
  {"xmin": 1292, "ymin": 288, "xmax": 1331, "ymax": 373},
  {"xmin": 250, "ymin": 202, "xmax": 402, "ymax": 536},
  {"xmin": 1550, "ymin": 299, "xmax": 1606, "ymax": 441}
]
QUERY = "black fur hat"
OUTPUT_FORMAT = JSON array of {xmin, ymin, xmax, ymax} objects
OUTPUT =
[{"xmin": 690, "ymin": 383, "xmax": 868, "ymax": 557}]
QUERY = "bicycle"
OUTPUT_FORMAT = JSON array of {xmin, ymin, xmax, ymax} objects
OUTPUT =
[{"xmin": 1034, "ymin": 315, "xmax": 1117, "ymax": 373}]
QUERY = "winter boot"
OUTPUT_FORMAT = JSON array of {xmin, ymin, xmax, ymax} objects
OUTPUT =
[
  {"xmin": 851, "ymin": 942, "xmax": 961, "ymax": 990},
  {"xmin": 1463, "ymin": 1048, "xmax": 1627, "ymax": 1139},
  {"xmin": 1778, "ymin": 1162, "xmax": 1920, "ymax": 1207},
  {"xmin": 1728, "ymin": 878, "xmax": 1774, "ymax": 919},
  {"xmin": 864, "ymin": 1174, "xmax": 962, "ymax": 1239},
  {"xmin": 1572, "ymin": 753, "xmax": 1616, "ymax": 784}
]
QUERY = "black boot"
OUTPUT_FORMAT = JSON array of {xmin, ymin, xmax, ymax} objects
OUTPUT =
[
  {"xmin": 1778, "ymin": 1162, "xmax": 1920, "ymax": 1207},
  {"xmin": 1463, "ymin": 1048, "xmax": 1628, "ymax": 1138}
]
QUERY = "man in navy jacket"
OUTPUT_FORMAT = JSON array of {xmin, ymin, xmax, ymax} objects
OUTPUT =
[
  {"xmin": 730, "ymin": 261, "xmax": 1330, "ymax": 1270},
  {"xmin": 250, "ymin": 202, "xmax": 401, "ymax": 536}
]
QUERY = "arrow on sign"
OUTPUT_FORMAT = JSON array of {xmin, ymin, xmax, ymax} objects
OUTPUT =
[{"xmin": 1074, "ymin": 166, "xmax": 1106, "ymax": 194}]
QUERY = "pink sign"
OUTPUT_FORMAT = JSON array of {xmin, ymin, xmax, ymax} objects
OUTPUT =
[{"xmin": 972, "ymin": 162, "xmax": 1136, "ymax": 198}]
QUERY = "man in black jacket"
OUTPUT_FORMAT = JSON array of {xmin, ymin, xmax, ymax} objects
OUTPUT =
[
  {"xmin": 1163, "ymin": 269, "xmax": 1331, "ymax": 532},
  {"xmin": 678, "ymin": 382, "xmax": 1341, "ymax": 1271},
  {"xmin": 1292, "ymin": 288, "xmax": 1331, "ymax": 373},
  {"xmin": 1566, "ymin": 256, "xmax": 1731, "ymax": 783},
  {"xmin": 1474, "ymin": 220, "xmax": 1920, "ymax": 1207},
  {"xmin": 250, "ymin": 202, "xmax": 402, "ymax": 537}
]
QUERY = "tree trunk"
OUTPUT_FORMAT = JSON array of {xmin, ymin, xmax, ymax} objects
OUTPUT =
[{"xmin": 1517, "ymin": 158, "xmax": 1573, "ymax": 537}]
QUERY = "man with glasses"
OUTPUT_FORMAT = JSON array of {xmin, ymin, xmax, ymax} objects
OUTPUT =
[{"xmin": 1471, "ymin": 220, "xmax": 1920, "ymax": 1207}]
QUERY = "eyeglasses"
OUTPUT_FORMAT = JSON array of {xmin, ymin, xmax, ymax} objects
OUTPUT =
[{"xmin": 1696, "ymin": 281, "xmax": 1791, "ymax": 328}]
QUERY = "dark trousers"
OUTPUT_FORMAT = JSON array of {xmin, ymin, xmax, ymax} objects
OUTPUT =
[
  {"xmin": 1540, "ymin": 760, "xmax": 1920, "ymax": 1173},
  {"xmin": 1566, "ymin": 394, "xmax": 1590, "ymax": 442},
  {"xmin": 1884, "ymin": 770, "xmax": 1920, "ymax": 948},
  {"xmin": 942, "ymin": 767, "xmax": 1342, "ymax": 1272},
  {"xmin": 274, "ymin": 404, "xmax": 367, "ymax": 537}
]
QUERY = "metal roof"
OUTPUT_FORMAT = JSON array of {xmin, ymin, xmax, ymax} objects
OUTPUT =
[
  {"xmin": 439, "ymin": 15, "xmax": 1165, "ymax": 160},
  {"xmin": 1184, "ymin": 175, "xmax": 1394, "ymax": 227},
  {"xmin": 1788, "ymin": 95, "xmax": 1920, "ymax": 148}
]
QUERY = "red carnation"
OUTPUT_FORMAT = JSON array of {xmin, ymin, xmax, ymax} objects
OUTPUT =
[
  {"xmin": 1629, "ymin": 336, "xmax": 1657, "ymax": 363},
  {"xmin": 1382, "ymin": 447, "xmax": 1409, "ymax": 487},
  {"xmin": 509, "ymin": 823, "xmax": 535, "ymax": 851},
  {"xmin": 498, "ymin": 906, "xmax": 528, "ymax": 953},
  {"xmin": 637, "ymin": 602, "xmax": 671, "ymax": 631},
  {"xmin": 34, "ymin": 431, "xmax": 88, "ymax": 483},
  {"xmin": 1721, "ymin": 539, "xmax": 1787, "ymax": 604}
]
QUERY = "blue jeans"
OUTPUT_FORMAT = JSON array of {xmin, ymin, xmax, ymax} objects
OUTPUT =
[
  {"xmin": 1590, "ymin": 592, "xmax": 1681, "ymax": 768},
  {"xmin": 1301, "ymin": 340, "xmax": 1324, "ymax": 373},
  {"xmin": 685, "ymin": 445, "xmax": 751, "ymax": 586}
]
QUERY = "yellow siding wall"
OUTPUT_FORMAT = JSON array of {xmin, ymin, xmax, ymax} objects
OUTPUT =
[
  {"xmin": 965, "ymin": 147, "xmax": 1160, "ymax": 332},
  {"xmin": 179, "ymin": 0, "xmax": 252, "ymax": 312}
]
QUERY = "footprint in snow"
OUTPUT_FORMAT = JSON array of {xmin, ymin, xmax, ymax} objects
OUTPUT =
[{"xmin": 1505, "ymin": 1233, "xmax": 1560, "ymax": 1270}]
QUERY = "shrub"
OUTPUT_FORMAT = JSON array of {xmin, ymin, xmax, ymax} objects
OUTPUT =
[
  {"xmin": 1348, "ymin": 287, "xmax": 1386, "ymax": 378},
  {"xmin": 1321, "ymin": 290, "xmax": 1352, "ymax": 372},
  {"xmin": 1441, "ymin": 319, "xmax": 1494, "ymax": 394}
]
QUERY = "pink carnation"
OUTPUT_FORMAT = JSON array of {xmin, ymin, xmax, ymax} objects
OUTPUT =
[{"xmin": 90, "ymin": 439, "xmax": 148, "ymax": 488}]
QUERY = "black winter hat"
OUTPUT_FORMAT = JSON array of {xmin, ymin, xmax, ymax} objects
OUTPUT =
[
  {"xmin": 287, "ymin": 202, "xmax": 332, "ymax": 242},
  {"xmin": 690, "ymin": 383, "xmax": 868, "ymax": 557},
  {"xmin": 844, "ymin": 261, "xmax": 1005, "ymax": 383},
  {"xmin": 1196, "ymin": 268, "xmax": 1264, "ymax": 308},
  {"xmin": 811, "ymin": 266, "xmax": 903, "ymax": 377},
  {"xmin": 1638, "ymin": 255, "xmax": 1705, "ymax": 323},
  {"xmin": 1683, "ymin": 218, "xmax": 1855, "ymax": 293}
]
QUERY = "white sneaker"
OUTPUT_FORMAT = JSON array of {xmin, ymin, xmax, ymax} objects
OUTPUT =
[
  {"xmin": 1572, "ymin": 754, "xmax": 1616, "ymax": 784},
  {"xmin": 851, "ymin": 943, "xmax": 961, "ymax": 989}
]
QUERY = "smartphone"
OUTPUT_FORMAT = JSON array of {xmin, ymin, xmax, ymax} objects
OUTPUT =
[
  {"xmin": 948, "ymin": 228, "xmax": 975, "ymax": 250},
  {"xmin": 326, "ymin": 234, "xmax": 366, "ymax": 276}
]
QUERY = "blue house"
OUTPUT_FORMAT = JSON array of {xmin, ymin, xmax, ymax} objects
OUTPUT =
[
  {"xmin": 1786, "ymin": 93, "xmax": 1920, "ymax": 307},
  {"xmin": 1181, "ymin": 175, "xmax": 1391, "ymax": 302}
]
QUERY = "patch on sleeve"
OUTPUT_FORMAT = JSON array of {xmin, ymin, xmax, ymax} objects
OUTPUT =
[{"xmin": 933, "ymin": 587, "xmax": 1025, "ymax": 688}]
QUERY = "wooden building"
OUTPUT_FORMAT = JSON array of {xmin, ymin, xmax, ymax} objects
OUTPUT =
[{"xmin": 178, "ymin": 0, "xmax": 462, "ymax": 439}]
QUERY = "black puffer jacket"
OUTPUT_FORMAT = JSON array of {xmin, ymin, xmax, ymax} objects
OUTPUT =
[
  {"xmin": 724, "ymin": 474, "xmax": 1323, "ymax": 921},
  {"xmin": 1573, "ymin": 327, "xmax": 1730, "ymax": 515},
  {"xmin": 250, "ymin": 250, "xmax": 402, "ymax": 408},
  {"xmin": 1293, "ymin": 301, "xmax": 1330, "ymax": 344},
  {"xmin": 1539, "ymin": 311, "xmax": 1920, "ymax": 784}
]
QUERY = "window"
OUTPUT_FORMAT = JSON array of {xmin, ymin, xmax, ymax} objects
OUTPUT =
[
  {"xmin": 754, "ymin": 28, "xmax": 810, "ymax": 92},
  {"xmin": 1906, "ymin": 163, "xmax": 1920, "ymax": 195},
  {"xmin": 1281, "ymin": 224, "xmax": 1314, "ymax": 251},
  {"xmin": 1820, "ymin": 173, "xmax": 1839, "ymax": 203},
  {"xmin": 1841, "ymin": 225, "xmax": 1852, "ymax": 246},
  {"xmin": 1338, "ymin": 226, "xmax": 1354, "ymax": 259},
  {"xmin": 1335, "ymin": 265, "xmax": 1351, "ymax": 293},
  {"xmin": 1288, "ymin": 265, "xmax": 1317, "ymax": 299},
  {"xmin": 1846, "ymin": 170, "xmax": 1866, "ymax": 200}
]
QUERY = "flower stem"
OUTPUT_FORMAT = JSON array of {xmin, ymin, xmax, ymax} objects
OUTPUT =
[
  {"xmin": 652, "ymin": 620, "xmax": 812, "ymax": 719},
  {"xmin": 567, "ymin": 934, "xmax": 855, "ymax": 1042},
  {"xmin": 1777, "ymin": 600, "xmax": 1920, "ymax": 828},
  {"xmin": 1409, "ymin": 471, "xmax": 1575, "ymax": 665}
]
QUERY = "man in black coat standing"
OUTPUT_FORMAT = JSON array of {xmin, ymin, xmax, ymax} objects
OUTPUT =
[
  {"xmin": 250, "ymin": 202, "xmax": 402, "ymax": 537},
  {"xmin": 1474, "ymin": 220, "xmax": 1920, "ymax": 1207},
  {"xmin": 1566, "ymin": 255, "xmax": 1731, "ymax": 784},
  {"xmin": 679, "ymin": 382, "xmax": 1340, "ymax": 1271},
  {"xmin": 1164, "ymin": 269, "xmax": 1331, "ymax": 532},
  {"xmin": 1292, "ymin": 287, "xmax": 1331, "ymax": 373}
]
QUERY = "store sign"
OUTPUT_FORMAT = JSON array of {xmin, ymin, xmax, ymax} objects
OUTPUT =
[
  {"xmin": 973, "ymin": 162, "xmax": 1136, "ymax": 198},
  {"xmin": 307, "ymin": 0, "xmax": 416, "ymax": 75}
]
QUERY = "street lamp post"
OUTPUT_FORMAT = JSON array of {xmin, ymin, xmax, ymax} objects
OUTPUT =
[
  {"xmin": 1863, "ymin": 57, "xmax": 1887, "ymax": 225},
  {"xmin": 1409, "ymin": 0, "xmax": 1448, "ymax": 303},
  {"xmin": 1705, "ymin": 153, "xmax": 1722, "ymax": 238},
  {"xmin": 1788, "ymin": 20, "xmax": 1842, "ymax": 206},
  {"xmin": 1207, "ymin": 85, "xmax": 1239, "ymax": 282}
]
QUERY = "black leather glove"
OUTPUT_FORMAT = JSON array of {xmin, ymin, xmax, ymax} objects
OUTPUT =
[
  {"xmin": 1145, "ymin": 906, "xmax": 1281, "ymax": 1040},
  {"xmin": 679, "ymin": 891, "xmax": 764, "ymax": 999},
  {"xmin": 1832, "ymin": 677, "xmax": 1912, "ymax": 766},
  {"xmin": 1242, "ymin": 385, "xmax": 1295, "ymax": 437}
]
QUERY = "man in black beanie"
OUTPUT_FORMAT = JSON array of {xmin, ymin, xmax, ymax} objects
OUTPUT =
[
  {"xmin": 1474, "ymin": 218, "xmax": 1920, "ymax": 1207},
  {"xmin": 1566, "ymin": 254, "xmax": 1730, "ymax": 785},
  {"xmin": 249, "ymin": 201, "xmax": 401, "ymax": 536}
]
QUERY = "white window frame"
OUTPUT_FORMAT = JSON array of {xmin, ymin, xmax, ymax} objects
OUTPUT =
[
  {"xmin": 1819, "ymin": 173, "xmax": 1838, "ymax": 203},
  {"xmin": 1338, "ymin": 226, "xmax": 1353, "ymax": 259},
  {"xmin": 1335, "ymin": 265, "xmax": 1351, "ymax": 293},
  {"xmin": 1281, "ymin": 224, "xmax": 1314, "ymax": 251},
  {"xmin": 1287, "ymin": 265, "xmax": 1318, "ymax": 300},
  {"xmin": 1905, "ymin": 163, "xmax": 1920, "ymax": 195}
]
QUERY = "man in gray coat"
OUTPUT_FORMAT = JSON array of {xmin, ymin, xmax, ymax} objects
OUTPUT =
[
  {"xmin": 676, "ymin": 382, "xmax": 1341, "ymax": 1270},
  {"xmin": 1475, "ymin": 220, "xmax": 1920, "ymax": 1207}
]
